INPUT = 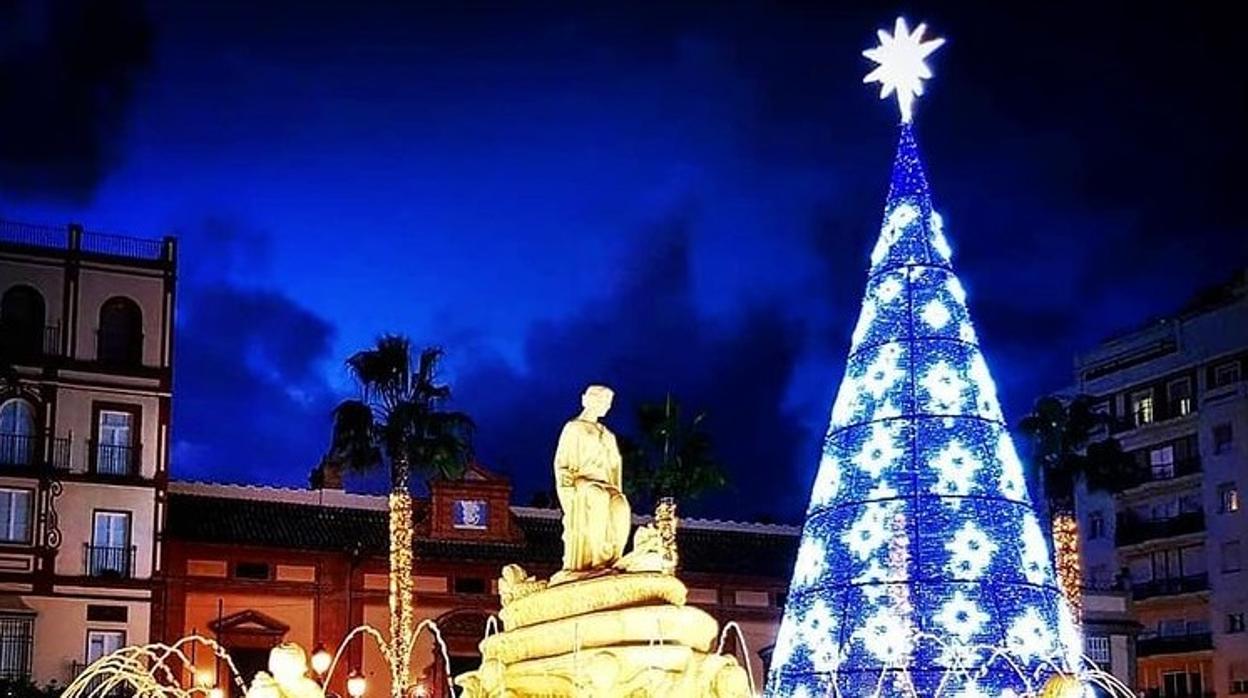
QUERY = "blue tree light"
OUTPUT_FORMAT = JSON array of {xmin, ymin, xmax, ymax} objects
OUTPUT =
[{"xmin": 765, "ymin": 120, "xmax": 1080, "ymax": 697}]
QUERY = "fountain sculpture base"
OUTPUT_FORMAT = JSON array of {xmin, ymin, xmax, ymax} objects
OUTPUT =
[{"xmin": 455, "ymin": 570, "xmax": 750, "ymax": 697}]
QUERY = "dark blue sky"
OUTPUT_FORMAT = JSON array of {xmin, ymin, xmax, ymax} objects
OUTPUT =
[{"xmin": 3, "ymin": 1, "xmax": 1245, "ymax": 521}]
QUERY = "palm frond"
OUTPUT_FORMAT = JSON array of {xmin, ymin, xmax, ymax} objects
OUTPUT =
[{"xmin": 330, "ymin": 399, "xmax": 382, "ymax": 473}]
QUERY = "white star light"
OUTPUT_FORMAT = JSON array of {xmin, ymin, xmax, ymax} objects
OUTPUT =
[
  {"xmin": 863, "ymin": 17, "xmax": 945, "ymax": 123},
  {"xmin": 936, "ymin": 591, "xmax": 989, "ymax": 641},
  {"xmin": 920, "ymin": 360, "xmax": 968, "ymax": 413}
]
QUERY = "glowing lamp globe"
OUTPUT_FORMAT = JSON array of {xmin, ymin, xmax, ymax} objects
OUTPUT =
[
  {"xmin": 309, "ymin": 644, "xmax": 333, "ymax": 677},
  {"xmin": 346, "ymin": 670, "xmax": 367, "ymax": 698},
  {"xmin": 194, "ymin": 669, "xmax": 215, "ymax": 688},
  {"xmin": 1040, "ymin": 674, "xmax": 1089, "ymax": 698},
  {"xmin": 209, "ymin": 687, "xmax": 224, "ymax": 698}
]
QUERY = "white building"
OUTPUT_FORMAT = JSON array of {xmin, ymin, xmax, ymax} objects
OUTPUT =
[
  {"xmin": 1075, "ymin": 269, "xmax": 1248, "ymax": 697},
  {"xmin": 0, "ymin": 220, "xmax": 175, "ymax": 686}
]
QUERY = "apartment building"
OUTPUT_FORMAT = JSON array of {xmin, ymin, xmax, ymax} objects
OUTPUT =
[
  {"xmin": 0, "ymin": 220, "xmax": 175, "ymax": 685},
  {"xmin": 1076, "ymin": 270, "xmax": 1248, "ymax": 698}
]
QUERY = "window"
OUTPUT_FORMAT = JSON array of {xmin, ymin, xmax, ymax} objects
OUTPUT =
[
  {"xmin": 86, "ymin": 630, "xmax": 125, "ymax": 663},
  {"xmin": 1131, "ymin": 390, "xmax": 1155, "ymax": 426},
  {"xmin": 0, "ymin": 285, "xmax": 46, "ymax": 361},
  {"xmin": 89, "ymin": 511, "xmax": 132, "ymax": 577},
  {"xmin": 1224, "ymin": 540, "xmax": 1242, "ymax": 573},
  {"xmin": 1215, "ymin": 424, "xmax": 1235, "ymax": 455},
  {"xmin": 97, "ymin": 297, "xmax": 143, "ymax": 366},
  {"xmin": 453, "ymin": 577, "xmax": 488, "ymax": 595},
  {"xmin": 1150, "ymin": 445, "xmax": 1175, "ymax": 479},
  {"xmin": 234, "ymin": 562, "xmax": 271, "ymax": 580},
  {"xmin": 95, "ymin": 409, "xmax": 134, "ymax": 476},
  {"xmin": 1222, "ymin": 483, "xmax": 1241, "ymax": 514},
  {"xmin": 1167, "ymin": 378, "xmax": 1193, "ymax": 418},
  {"xmin": 86, "ymin": 606, "xmax": 128, "ymax": 623},
  {"xmin": 1087, "ymin": 511, "xmax": 1106, "ymax": 540},
  {"xmin": 1214, "ymin": 361, "xmax": 1243, "ymax": 388},
  {"xmin": 0, "ymin": 399, "xmax": 35, "ymax": 467},
  {"xmin": 0, "ymin": 614, "xmax": 34, "ymax": 680},
  {"xmin": 1229, "ymin": 613, "xmax": 1246, "ymax": 633},
  {"xmin": 1232, "ymin": 662, "xmax": 1248, "ymax": 695},
  {"xmin": 0, "ymin": 489, "xmax": 32, "ymax": 544},
  {"xmin": 1085, "ymin": 635, "xmax": 1110, "ymax": 664}
]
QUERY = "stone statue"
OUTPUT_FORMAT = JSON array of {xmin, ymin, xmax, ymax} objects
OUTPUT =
[
  {"xmin": 553, "ymin": 385, "xmax": 631, "ymax": 578},
  {"xmin": 245, "ymin": 643, "xmax": 324, "ymax": 698},
  {"xmin": 454, "ymin": 385, "xmax": 749, "ymax": 697}
]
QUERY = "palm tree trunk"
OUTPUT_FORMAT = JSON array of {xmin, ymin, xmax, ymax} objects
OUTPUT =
[
  {"xmin": 1051, "ymin": 509, "xmax": 1082, "ymax": 625},
  {"xmin": 389, "ymin": 458, "xmax": 414, "ymax": 698}
]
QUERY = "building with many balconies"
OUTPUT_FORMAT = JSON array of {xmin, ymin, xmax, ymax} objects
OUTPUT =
[
  {"xmin": 0, "ymin": 220, "xmax": 175, "ymax": 685},
  {"xmin": 1076, "ymin": 269, "xmax": 1248, "ymax": 698}
]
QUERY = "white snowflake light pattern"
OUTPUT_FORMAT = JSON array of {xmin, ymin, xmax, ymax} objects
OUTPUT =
[
  {"xmin": 793, "ymin": 537, "xmax": 827, "ymax": 589},
  {"xmin": 862, "ymin": 17, "xmax": 945, "ymax": 123},
  {"xmin": 946, "ymin": 522, "xmax": 998, "ymax": 579},
  {"xmin": 935, "ymin": 591, "xmax": 989, "ymax": 641},
  {"xmin": 920, "ymin": 360, "xmax": 968, "ymax": 413},
  {"xmin": 852, "ymin": 422, "xmax": 906, "ymax": 477},
  {"xmin": 932, "ymin": 439, "xmax": 981, "ymax": 500}
]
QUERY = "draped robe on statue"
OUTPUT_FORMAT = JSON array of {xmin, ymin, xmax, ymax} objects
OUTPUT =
[{"xmin": 553, "ymin": 418, "xmax": 631, "ymax": 572}]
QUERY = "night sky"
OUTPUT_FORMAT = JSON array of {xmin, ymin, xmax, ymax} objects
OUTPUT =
[{"xmin": 3, "ymin": 1, "xmax": 1245, "ymax": 522}]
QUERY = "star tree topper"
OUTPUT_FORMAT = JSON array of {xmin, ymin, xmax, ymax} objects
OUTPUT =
[{"xmin": 863, "ymin": 17, "xmax": 945, "ymax": 123}]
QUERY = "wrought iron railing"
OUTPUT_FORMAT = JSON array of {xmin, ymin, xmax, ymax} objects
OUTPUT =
[
  {"xmin": 1136, "ymin": 632, "xmax": 1213, "ymax": 657},
  {"xmin": 79, "ymin": 230, "xmax": 166, "ymax": 261},
  {"xmin": 0, "ymin": 433, "xmax": 36, "ymax": 467},
  {"xmin": 1131, "ymin": 573, "xmax": 1210, "ymax": 600},
  {"xmin": 84, "ymin": 544, "xmax": 136, "ymax": 578},
  {"xmin": 0, "ymin": 218, "xmax": 173, "ymax": 263},
  {"xmin": 0, "ymin": 615, "xmax": 33, "ymax": 681},
  {"xmin": 92, "ymin": 442, "xmax": 139, "ymax": 476},
  {"xmin": 1117, "ymin": 510, "xmax": 1205, "ymax": 546}
]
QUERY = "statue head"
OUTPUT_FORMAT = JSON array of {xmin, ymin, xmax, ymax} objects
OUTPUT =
[{"xmin": 580, "ymin": 385, "xmax": 614, "ymax": 420}]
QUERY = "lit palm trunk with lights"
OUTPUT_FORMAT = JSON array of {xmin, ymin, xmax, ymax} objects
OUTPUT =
[{"xmin": 328, "ymin": 337, "xmax": 473, "ymax": 698}]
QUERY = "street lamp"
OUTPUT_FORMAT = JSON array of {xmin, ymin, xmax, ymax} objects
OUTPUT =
[{"xmin": 346, "ymin": 670, "xmax": 366, "ymax": 698}]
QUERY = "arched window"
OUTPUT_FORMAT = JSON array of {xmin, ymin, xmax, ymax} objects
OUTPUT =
[
  {"xmin": 1, "ymin": 285, "xmax": 46, "ymax": 360},
  {"xmin": 0, "ymin": 398, "xmax": 36, "ymax": 467},
  {"xmin": 97, "ymin": 297, "xmax": 143, "ymax": 366}
]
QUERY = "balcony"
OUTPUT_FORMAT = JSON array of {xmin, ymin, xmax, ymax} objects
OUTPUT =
[
  {"xmin": 0, "ymin": 433, "xmax": 74, "ymax": 471},
  {"xmin": 0, "ymin": 323, "xmax": 63, "ymax": 363},
  {"xmin": 90, "ymin": 442, "xmax": 140, "ymax": 477},
  {"xmin": 1136, "ymin": 632, "xmax": 1213, "ymax": 657},
  {"xmin": 1141, "ymin": 692, "xmax": 1215, "ymax": 698},
  {"xmin": 1131, "ymin": 573, "xmax": 1210, "ymax": 600},
  {"xmin": 84, "ymin": 544, "xmax": 136, "ymax": 579},
  {"xmin": 1116, "ymin": 510, "xmax": 1206, "ymax": 546},
  {"xmin": 1121, "ymin": 457, "xmax": 1203, "ymax": 492}
]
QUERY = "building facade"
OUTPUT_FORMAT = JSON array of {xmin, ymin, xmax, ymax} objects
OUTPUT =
[
  {"xmin": 0, "ymin": 221, "xmax": 176, "ymax": 685},
  {"xmin": 157, "ymin": 468, "xmax": 797, "ymax": 697},
  {"xmin": 1076, "ymin": 270, "xmax": 1248, "ymax": 697}
]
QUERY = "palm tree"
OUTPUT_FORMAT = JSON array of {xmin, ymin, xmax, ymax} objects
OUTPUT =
[
  {"xmin": 327, "ymin": 336, "xmax": 473, "ymax": 697},
  {"xmin": 1017, "ymin": 394, "xmax": 1137, "ymax": 619},
  {"xmin": 621, "ymin": 394, "xmax": 727, "ymax": 511}
]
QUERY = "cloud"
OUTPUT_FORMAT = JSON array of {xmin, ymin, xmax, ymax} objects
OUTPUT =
[
  {"xmin": 454, "ymin": 212, "xmax": 812, "ymax": 520},
  {"xmin": 171, "ymin": 219, "xmax": 337, "ymax": 485},
  {"xmin": 0, "ymin": 0, "xmax": 153, "ymax": 202}
]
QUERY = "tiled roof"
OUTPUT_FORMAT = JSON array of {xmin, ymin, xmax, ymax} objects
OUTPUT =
[{"xmin": 166, "ymin": 491, "xmax": 798, "ymax": 580}]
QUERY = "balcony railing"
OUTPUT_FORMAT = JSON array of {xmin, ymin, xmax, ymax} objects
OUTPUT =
[
  {"xmin": 84, "ymin": 544, "xmax": 135, "ymax": 578},
  {"xmin": 91, "ymin": 442, "xmax": 139, "ymax": 476},
  {"xmin": 0, "ymin": 433, "xmax": 36, "ymax": 467},
  {"xmin": 1141, "ymin": 691, "xmax": 1215, "ymax": 698},
  {"xmin": 1136, "ymin": 632, "xmax": 1213, "ymax": 657},
  {"xmin": 0, "ymin": 219, "xmax": 174, "ymax": 263},
  {"xmin": 1117, "ymin": 510, "xmax": 1206, "ymax": 546},
  {"xmin": 1131, "ymin": 573, "xmax": 1210, "ymax": 600},
  {"xmin": 0, "ymin": 323, "xmax": 62, "ymax": 362},
  {"xmin": 0, "ymin": 433, "xmax": 73, "ymax": 470}
]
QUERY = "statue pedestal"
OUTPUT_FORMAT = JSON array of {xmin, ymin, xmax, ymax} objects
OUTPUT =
[{"xmin": 455, "ymin": 572, "xmax": 750, "ymax": 697}]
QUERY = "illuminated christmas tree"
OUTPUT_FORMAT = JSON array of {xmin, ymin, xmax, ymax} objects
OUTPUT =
[{"xmin": 766, "ymin": 18, "xmax": 1080, "ymax": 697}]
